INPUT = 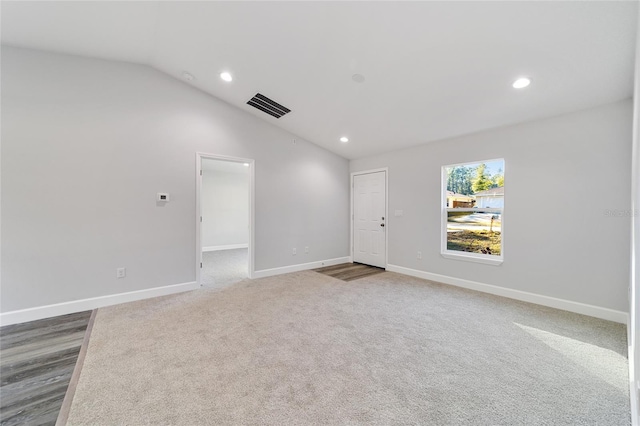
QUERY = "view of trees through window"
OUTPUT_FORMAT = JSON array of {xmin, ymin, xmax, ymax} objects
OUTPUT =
[{"xmin": 444, "ymin": 160, "xmax": 504, "ymax": 257}]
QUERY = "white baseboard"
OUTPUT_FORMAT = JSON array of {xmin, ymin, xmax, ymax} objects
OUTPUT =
[
  {"xmin": 386, "ymin": 264, "xmax": 628, "ymax": 324},
  {"xmin": 0, "ymin": 281, "xmax": 199, "ymax": 326},
  {"xmin": 203, "ymin": 243, "xmax": 248, "ymax": 252},
  {"xmin": 632, "ymin": 381, "xmax": 639, "ymax": 426},
  {"xmin": 636, "ymin": 382, "xmax": 640, "ymax": 426},
  {"xmin": 253, "ymin": 257, "xmax": 351, "ymax": 279},
  {"xmin": 631, "ymin": 344, "xmax": 639, "ymax": 426}
]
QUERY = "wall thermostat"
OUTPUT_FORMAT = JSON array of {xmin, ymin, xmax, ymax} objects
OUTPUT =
[{"xmin": 157, "ymin": 193, "xmax": 170, "ymax": 202}]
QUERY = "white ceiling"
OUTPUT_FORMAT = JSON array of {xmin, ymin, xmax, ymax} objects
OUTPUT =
[{"xmin": 2, "ymin": 1, "xmax": 637, "ymax": 160}]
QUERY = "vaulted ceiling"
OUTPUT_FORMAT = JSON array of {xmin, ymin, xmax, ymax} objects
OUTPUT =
[{"xmin": 2, "ymin": 1, "xmax": 637, "ymax": 159}]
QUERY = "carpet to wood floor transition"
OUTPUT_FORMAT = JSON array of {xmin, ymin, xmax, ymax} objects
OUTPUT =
[
  {"xmin": 0, "ymin": 311, "xmax": 93, "ymax": 426},
  {"xmin": 1, "ymin": 269, "xmax": 630, "ymax": 425}
]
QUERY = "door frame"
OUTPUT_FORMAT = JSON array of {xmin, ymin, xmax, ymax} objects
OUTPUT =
[
  {"xmin": 350, "ymin": 168, "xmax": 389, "ymax": 268},
  {"xmin": 196, "ymin": 152, "xmax": 255, "ymax": 286}
]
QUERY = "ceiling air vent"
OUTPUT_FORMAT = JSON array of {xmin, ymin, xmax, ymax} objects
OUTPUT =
[{"xmin": 246, "ymin": 93, "xmax": 291, "ymax": 119}]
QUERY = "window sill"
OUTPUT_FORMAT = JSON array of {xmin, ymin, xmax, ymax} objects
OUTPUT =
[{"xmin": 441, "ymin": 252, "xmax": 503, "ymax": 266}]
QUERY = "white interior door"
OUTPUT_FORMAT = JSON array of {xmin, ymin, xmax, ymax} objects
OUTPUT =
[{"xmin": 353, "ymin": 171, "xmax": 386, "ymax": 268}]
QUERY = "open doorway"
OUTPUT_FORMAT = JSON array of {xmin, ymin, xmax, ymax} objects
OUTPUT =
[{"xmin": 196, "ymin": 153, "xmax": 254, "ymax": 289}]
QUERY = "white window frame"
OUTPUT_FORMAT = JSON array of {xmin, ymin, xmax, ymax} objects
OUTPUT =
[{"xmin": 441, "ymin": 159, "xmax": 504, "ymax": 266}]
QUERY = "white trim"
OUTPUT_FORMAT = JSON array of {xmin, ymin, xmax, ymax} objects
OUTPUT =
[
  {"xmin": 441, "ymin": 252, "xmax": 503, "ymax": 266},
  {"xmin": 253, "ymin": 257, "xmax": 351, "ymax": 279},
  {"xmin": 249, "ymin": 160, "xmax": 255, "ymax": 280},
  {"xmin": 196, "ymin": 153, "xmax": 255, "ymax": 286},
  {"xmin": 0, "ymin": 281, "xmax": 199, "ymax": 326},
  {"xmin": 630, "ymin": 7, "xmax": 640, "ymax": 422},
  {"xmin": 202, "ymin": 244, "xmax": 248, "ymax": 252},
  {"xmin": 441, "ymin": 159, "xmax": 505, "ymax": 265},
  {"xmin": 350, "ymin": 168, "xmax": 389, "ymax": 268},
  {"xmin": 443, "ymin": 157, "xmax": 505, "ymax": 169},
  {"xmin": 632, "ymin": 386, "xmax": 639, "ymax": 426},
  {"xmin": 631, "ymin": 342, "xmax": 639, "ymax": 426},
  {"xmin": 386, "ymin": 264, "xmax": 628, "ymax": 324}
]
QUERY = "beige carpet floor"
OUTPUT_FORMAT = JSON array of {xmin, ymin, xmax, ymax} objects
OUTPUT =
[{"xmin": 66, "ymin": 271, "xmax": 629, "ymax": 425}]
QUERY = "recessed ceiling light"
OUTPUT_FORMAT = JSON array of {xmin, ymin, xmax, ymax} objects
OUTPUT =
[
  {"xmin": 182, "ymin": 71, "xmax": 195, "ymax": 81},
  {"xmin": 340, "ymin": 136, "xmax": 349, "ymax": 143},
  {"xmin": 220, "ymin": 72, "xmax": 233, "ymax": 82},
  {"xmin": 512, "ymin": 77, "xmax": 531, "ymax": 89},
  {"xmin": 243, "ymin": 163, "xmax": 249, "ymax": 167}
]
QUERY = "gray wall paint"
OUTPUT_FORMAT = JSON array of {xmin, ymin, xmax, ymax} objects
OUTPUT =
[
  {"xmin": 351, "ymin": 100, "xmax": 633, "ymax": 312},
  {"xmin": 201, "ymin": 169, "xmax": 249, "ymax": 248},
  {"xmin": 1, "ymin": 47, "xmax": 350, "ymax": 312}
]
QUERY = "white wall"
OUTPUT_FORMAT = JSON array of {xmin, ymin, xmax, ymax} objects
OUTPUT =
[
  {"xmin": 1, "ymin": 47, "xmax": 350, "ymax": 313},
  {"xmin": 351, "ymin": 100, "xmax": 633, "ymax": 312},
  {"xmin": 201, "ymin": 168, "xmax": 249, "ymax": 249}
]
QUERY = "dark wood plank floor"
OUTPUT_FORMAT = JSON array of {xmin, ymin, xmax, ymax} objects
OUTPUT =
[
  {"xmin": 314, "ymin": 262, "xmax": 385, "ymax": 282},
  {"xmin": 0, "ymin": 311, "xmax": 92, "ymax": 426}
]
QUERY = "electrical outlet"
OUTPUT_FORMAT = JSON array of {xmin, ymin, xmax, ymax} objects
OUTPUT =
[
  {"xmin": 292, "ymin": 248, "xmax": 297, "ymax": 255},
  {"xmin": 417, "ymin": 251, "xmax": 422, "ymax": 260},
  {"xmin": 116, "ymin": 267, "xmax": 126, "ymax": 278},
  {"xmin": 305, "ymin": 246, "xmax": 309, "ymax": 254}
]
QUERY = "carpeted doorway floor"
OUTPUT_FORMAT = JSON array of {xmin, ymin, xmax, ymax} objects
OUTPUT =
[
  {"xmin": 201, "ymin": 248, "xmax": 248, "ymax": 289},
  {"xmin": 65, "ymin": 270, "xmax": 629, "ymax": 425}
]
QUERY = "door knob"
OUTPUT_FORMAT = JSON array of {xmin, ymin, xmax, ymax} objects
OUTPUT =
[{"xmin": 380, "ymin": 223, "xmax": 385, "ymax": 227}]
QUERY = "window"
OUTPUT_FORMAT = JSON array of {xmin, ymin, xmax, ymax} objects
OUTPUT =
[{"xmin": 442, "ymin": 159, "xmax": 504, "ymax": 265}]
